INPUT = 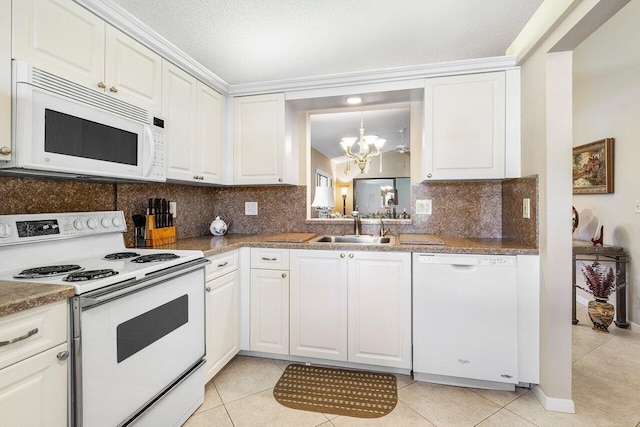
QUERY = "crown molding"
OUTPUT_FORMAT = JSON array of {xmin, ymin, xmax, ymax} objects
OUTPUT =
[
  {"xmin": 75, "ymin": 0, "xmax": 518, "ymax": 98},
  {"xmin": 75, "ymin": 0, "xmax": 230, "ymax": 94}
]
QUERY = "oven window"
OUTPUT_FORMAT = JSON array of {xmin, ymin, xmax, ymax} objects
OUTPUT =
[
  {"xmin": 116, "ymin": 295, "xmax": 189, "ymax": 363},
  {"xmin": 45, "ymin": 109, "xmax": 138, "ymax": 165}
]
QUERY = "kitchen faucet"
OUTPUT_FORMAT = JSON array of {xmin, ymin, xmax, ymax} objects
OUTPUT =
[
  {"xmin": 379, "ymin": 218, "xmax": 390, "ymax": 237},
  {"xmin": 352, "ymin": 210, "xmax": 361, "ymax": 236}
]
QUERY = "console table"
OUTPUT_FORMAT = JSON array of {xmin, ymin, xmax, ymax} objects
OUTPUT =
[{"xmin": 572, "ymin": 241, "xmax": 629, "ymax": 328}]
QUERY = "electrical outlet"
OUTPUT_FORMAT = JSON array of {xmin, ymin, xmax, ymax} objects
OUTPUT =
[
  {"xmin": 416, "ymin": 199, "xmax": 432, "ymax": 215},
  {"xmin": 523, "ymin": 198, "xmax": 531, "ymax": 219},
  {"xmin": 635, "ymin": 200, "xmax": 640, "ymax": 214},
  {"xmin": 245, "ymin": 201, "xmax": 258, "ymax": 216}
]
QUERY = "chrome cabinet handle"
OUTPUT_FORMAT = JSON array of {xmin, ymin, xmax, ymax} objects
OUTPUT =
[
  {"xmin": 205, "ymin": 287, "xmax": 211, "ymax": 292},
  {"xmin": 281, "ymin": 273, "xmax": 287, "ymax": 278},
  {"xmin": 261, "ymin": 257, "xmax": 277, "ymax": 261},
  {"xmin": 97, "ymin": 81, "xmax": 106, "ymax": 89},
  {"xmin": 57, "ymin": 350, "xmax": 69, "ymax": 361},
  {"xmin": 218, "ymin": 261, "xmax": 229, "ymax": 267},
  {"xmin": 0, "ymin": 147, "xmax": 11, "ymax": 155},
  {"xmin": 340, "ymin": 253, "xmax": 345, "ymax": 258},
  {"xmin": 349, "ymin": 253, "xmax": 354, "ymax": 258},
  {"xmin": 109, "ymin": 86, "xmax": 118, "ymax": 93},
  {"xmin": 0, "ymin": 328, "xmax": 38, "ymax": 347},
  {"xmin": 426, "ymin": 173, "xmax": 432, "ymax": 178}
]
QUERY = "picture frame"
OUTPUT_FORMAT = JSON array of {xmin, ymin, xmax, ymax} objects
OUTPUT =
[{"xmin": 572, "ymin": 138, "xmax": 614, "ymax": 194}]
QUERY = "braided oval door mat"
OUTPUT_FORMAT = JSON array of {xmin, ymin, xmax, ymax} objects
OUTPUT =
[{"xmin": 273, "ymin": 364, "xmax": 398, "ymax": 418}]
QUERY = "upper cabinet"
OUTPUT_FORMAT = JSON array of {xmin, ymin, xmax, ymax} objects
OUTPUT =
[
  {"xmin": 422, "ymin": 71, "xmax": 520, "ymax": 180},
  {"xmin": 233, "ymin": 93, "xmax": 287, "ymax": 185},
  {"xmin": 163, "ymin": 61, "xmax": 223, "ymax": 184},
  {"xmin": 13, "ymin": 0, "xmax": 162, "ymax": 114}
]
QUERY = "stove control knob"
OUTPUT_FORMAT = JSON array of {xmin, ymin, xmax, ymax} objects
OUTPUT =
[
  {"xmin": 87, "ymin": 217, "xmax": 98, "ymax": 230},
  {"xmin": 73, "ymin": 219, "xmax": 85, "ymax": 231},
  {"xmin": 0, "ymin": 222, "xmax": 12, "ymax": 238},
  {"xmin": 112, "ymin": 217, "xmax": 122, "ymax": 227},
  {"xmin": 101, "ymin": 218, "xmax": 112, "ymax": 228}
]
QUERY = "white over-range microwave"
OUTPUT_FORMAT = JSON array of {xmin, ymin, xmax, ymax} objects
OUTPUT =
[{"xmin": 0, "ymin": 60, "xmax": 166, "ymax": 182}]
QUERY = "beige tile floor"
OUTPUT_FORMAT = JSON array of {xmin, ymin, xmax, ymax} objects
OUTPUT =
[{"xmin": 185, "ymin": 305, "xmax": 640, "ymax": 426}]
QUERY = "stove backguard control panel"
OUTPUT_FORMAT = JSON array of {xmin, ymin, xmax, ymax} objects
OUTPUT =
[{"xmin": 0, "ymin": 211, "xmax": 127, "ymax": 245}]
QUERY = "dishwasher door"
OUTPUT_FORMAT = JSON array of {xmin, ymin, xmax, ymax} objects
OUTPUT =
[{"xmin": 412, "ymin": 253, "xmax": 518, "ymax": 388}]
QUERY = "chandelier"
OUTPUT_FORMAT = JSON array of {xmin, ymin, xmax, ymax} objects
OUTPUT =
[{"xmin": 339, "ymin": 112, "xmax": 386, "ymax": 173}]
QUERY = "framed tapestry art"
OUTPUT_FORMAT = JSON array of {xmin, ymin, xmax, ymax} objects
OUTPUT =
[{"xmin": 572, "ymin": 138, "xmax": 614, "ymax": 194}]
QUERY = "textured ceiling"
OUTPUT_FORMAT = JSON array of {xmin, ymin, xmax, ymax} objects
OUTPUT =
[{"xmin": 112, "ymin": 0, "xmax": 543, "ymax": 86}]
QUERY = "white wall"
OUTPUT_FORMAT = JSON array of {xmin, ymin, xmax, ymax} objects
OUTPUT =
[{"xmin": 572, "ymin": 0, "xmax": 640, "ymax": 323}]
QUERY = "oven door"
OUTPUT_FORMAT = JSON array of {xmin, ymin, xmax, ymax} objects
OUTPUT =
[{"xmin": 72, "ymin": 260, "xmax": 206, "ymax": 427}]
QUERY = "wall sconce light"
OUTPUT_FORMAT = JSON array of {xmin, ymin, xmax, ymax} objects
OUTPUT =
[{"xmin": 311, "ymin": 186, "xmax": 335, "ymax": 218}]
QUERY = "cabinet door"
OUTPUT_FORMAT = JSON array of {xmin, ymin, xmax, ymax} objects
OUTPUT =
[
  {"xmin": 104, "ymin": 25, "xmax": 162, "ymax": 114},
  {"xmin": 290, "ymin": 250, "xmax": 348, "ymax": 361},
  {"xmin": 233, "ymin": 93, "xmax": 285, "ymax": 185},
  {"xmin": 196, "ymin": 82, "xmax": 223, "ymax": 184},
  {"xmin": 348, "ymin": 251, "xmax": 411, "ymax": 368},
  {"xmin": 0, "ymin": 0, "xmax": 10, "ymax": 161},
  {"xmin": 0, "ymin": 342, "xmax": 68, "ymax": 427},
  {"xmin": 205, "ymin": 270, "xmax": 240, "ymax": 382},
  {"xmin": 423, "ymin": 72, "xmax": 506, "ymax": 180},
  {"xmin": 250, "ymin": 269, "xmax": 289, "ymax": 354},
  {"xmin": 13, "ymin": 0, "xmax": 105, "ymax": 90},
  {"xmin": 162, "ymin": 61, "xmax": 198, "ymax": 182}
]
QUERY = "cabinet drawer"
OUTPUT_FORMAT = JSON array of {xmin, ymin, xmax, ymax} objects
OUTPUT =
[
  {"xmin": 206, "ymin": 250, "xmax": 239, "ymax": 281},
  {"xmin": 251, "ymin": 248, "xmax": 289, "ymax": 270},
  {"xmin": 0, "ymin": 300, "xmax": 67, "ymax": 370}
]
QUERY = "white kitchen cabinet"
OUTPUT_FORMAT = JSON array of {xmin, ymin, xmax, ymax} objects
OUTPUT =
[
  {"xmin": 422, "ymin": 71, "xmax": 510, "ymax": 180},
  {"xmin": 289, "ymin": 249, "xmax": 348, "ymax": 361},
  {"xmin": 0, "ymin": 0, "xmax": 11, "ymax": 162},
  {"xmin": 204, "ymin": 251, "xmax": 240, "ymax": 382},
  {"xmin": 289, "ymin": 249, "xmax": 411, "ymax": 369},
  {"xmin": 348, "ymin": 251, "xmax": 412, "ymax": 369},
  {"xmin": 13, "ymin": 0, "xmax": 162, "ymax": 113},
  {"xmin": 250, "ymin": 248, "xmax": 289, "ymax": 355},
  {"xmin": 163, "ymin": 60, "xmax": 223, "ymax": 184},
  {"xmin": 233, "ymin": 93, "xmax": 287, "ymax": 185},
  {"xmin": 0, "ymin": 300, "xmax": 68, "ymax": 427}
]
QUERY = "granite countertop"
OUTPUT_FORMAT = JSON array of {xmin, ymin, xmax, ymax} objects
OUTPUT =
[
  {"xmin": 0, "ymin": 233, "xmax": 537, "ymax": 318},
  {"xmin": 0, "ymin": 281, "xmax": 74, "ymax": 318},
  {"xmin": 158, "ymin": 233, "xmax": 539, "ymax": 257}
]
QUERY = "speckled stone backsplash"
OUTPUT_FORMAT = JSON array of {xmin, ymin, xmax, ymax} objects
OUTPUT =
[{"xmin": 0, "ymin": 175, "xmax": 538, "ymax": 247}]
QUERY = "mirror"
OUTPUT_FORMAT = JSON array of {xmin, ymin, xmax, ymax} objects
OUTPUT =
[{"xmin": 308, "ymin": 106, "xmax": 412, "ymax": 219}]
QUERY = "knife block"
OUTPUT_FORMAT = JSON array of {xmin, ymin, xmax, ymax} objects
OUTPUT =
[{"xmin": 145, "ymin": 215, "xmax": 176, "ymax": 247}]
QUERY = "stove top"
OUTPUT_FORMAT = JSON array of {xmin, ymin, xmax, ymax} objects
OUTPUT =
[{"xmin": 0, "ymin": 211, "xmax": 205, "ymax": 294}]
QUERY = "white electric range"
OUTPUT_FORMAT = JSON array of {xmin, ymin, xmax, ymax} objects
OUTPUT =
[{"xmin": 0, "ymin": 211, "xmax": 209, "ymax": 427}]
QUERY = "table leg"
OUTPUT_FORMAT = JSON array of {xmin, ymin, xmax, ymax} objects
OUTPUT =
[
  {"xmin": 572, "ymin": 254, "xmax": 578, "ymax": 325},
  {"xmin": 615, "ymin": 258, "xmax": 629, "ymax": 328}
]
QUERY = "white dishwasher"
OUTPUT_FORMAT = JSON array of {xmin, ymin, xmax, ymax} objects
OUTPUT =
[{"xmin": 412, "ymin": 253, "xmax": 518, "ymax": 390}]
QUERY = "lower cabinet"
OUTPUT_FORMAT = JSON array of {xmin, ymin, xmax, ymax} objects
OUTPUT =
[
  {"xmin": 250, "ymin": 268, "xmax": 289, "ymax": 354},
  {"xmin": 204, "ymin": 251, "xmax": 240, "ymax": 381},
  {"xmin": 0, "ymin": 300, "xmax": 68, "ymax": 427},
  {"xmin": 289, "ymin": 249, "xmax": 411, "ymax": 369}
]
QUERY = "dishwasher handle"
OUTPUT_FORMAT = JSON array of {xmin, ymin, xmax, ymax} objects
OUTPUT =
[{"xmin": 416, "ymin": 254, "xmax": 516, "ymax": 267}]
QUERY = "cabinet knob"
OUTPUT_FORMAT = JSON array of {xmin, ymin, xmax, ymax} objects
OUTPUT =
[
  {"xmin": 278, "ymin": 178, "xmax": 283, "ymax": 183},
  {"xmin": 281, "ymin": 273, "xmax": 287, "ymax": 278},
  {"xmin": 426, "ymin": 173, "xmax": 432, "ymax": 178},
  {"xmin": 97, "ymin": 81, "xmax": 106, "ymax": 89},
  {"xmin": 349, "ymin": 253, "xmax": 354, "ymax": 258},
  {"xmin": 109, "ymin": 86, "xmax": 118, "ymax": 93},
  {"xmin": 340, "ymin": 253, "xmax": 345, "ymax": 258},
  {"xmin": 57, "ymin": 351, "xmax": 69, "ymax": 361},
  {"xmin": 0, "ymin": 146, "xmax": 11, "ymax": 155},
  {"xmin": 205, "ymin": 287, "xmax": 211, "ymax": 292}
]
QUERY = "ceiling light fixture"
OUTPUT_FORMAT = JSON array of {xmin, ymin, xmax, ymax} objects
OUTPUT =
[
  {"xmin": 346, "ymin": 97, "xmax": 362, "ymax": 105},
  {"xmin": 339, "ymin": 112, "xmax": 386, "ymax": 174}
]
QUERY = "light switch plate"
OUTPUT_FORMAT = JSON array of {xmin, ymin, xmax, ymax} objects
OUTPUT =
[
  {"xmin": 416, "ymin": 199, "xmax": 432, "ymax": 215},
  {"xmin": 245, "ymin": 201, "xmax": 258, "ymax": 216},
  {"xmin": 523, "ymin": 198, "xmax": 531, "ymax": 219}
]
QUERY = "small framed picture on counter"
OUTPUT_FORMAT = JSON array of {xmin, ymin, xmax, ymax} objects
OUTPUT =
[{"xmin": 572, "ymin": 138, "xmax": 614, "ymax": 194}]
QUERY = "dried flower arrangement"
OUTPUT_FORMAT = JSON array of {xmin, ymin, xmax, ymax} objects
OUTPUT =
[{"xmin": 575, "ymin": 261, "xmax": 625, "ymax": 300}]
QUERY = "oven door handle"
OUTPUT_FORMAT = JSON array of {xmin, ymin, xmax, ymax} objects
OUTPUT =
[{"xmin": 79, "ymin": 258, "xmax": 210, "ymax": 310}]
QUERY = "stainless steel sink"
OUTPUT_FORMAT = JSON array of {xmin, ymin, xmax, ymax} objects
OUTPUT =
[{"xmin": 311, "ymin": 235, "xmax": 395, "ymax": 244}]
